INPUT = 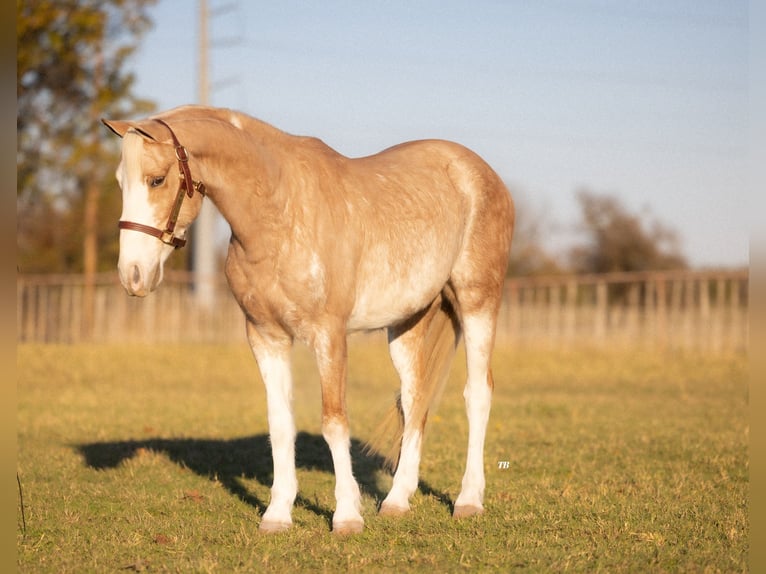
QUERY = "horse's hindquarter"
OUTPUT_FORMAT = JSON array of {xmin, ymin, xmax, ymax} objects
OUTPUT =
[{"xmin": 345, "ymin": 140, "xmax": 494, "ymax": 330}]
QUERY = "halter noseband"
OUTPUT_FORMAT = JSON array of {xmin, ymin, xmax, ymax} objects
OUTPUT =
[{"xmin": 118, "ymin": 118, "xmax": 206, "ymax": 249}]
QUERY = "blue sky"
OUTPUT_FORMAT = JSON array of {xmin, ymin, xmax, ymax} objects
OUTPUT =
[{"xmin": 130, "ymin": 0, "xmax": 749, "ymax": 267}]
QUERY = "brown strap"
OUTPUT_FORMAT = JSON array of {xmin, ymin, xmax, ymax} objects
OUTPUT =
[
  {"xmin": 154, "ymin": 119, "xmax": 193, "ymax": 237},
  {"xmin": 154, "ymin": 118, "xmax": 196, "ymax": 200},
  {"xmin": 118, "ymin": 220, "xmax": 187, "ymax": 248}
]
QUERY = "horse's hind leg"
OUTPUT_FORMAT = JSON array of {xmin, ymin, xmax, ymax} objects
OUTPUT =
[
  {"xmin": 446, "ymin": 166, "xmax": 512, "ymax": 517},
  {"xmin": 381, "ymin": 294, "xmax": 460, "ymax": 516},
  {"xmin": 453, "ymin": 303, "xmax": 500, "ymax": 518},
  {"xmin": 380, "ymin": 306, "xmax": 435, "ymax": 515}
]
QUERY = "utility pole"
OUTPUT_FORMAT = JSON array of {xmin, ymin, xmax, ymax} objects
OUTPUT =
[
  {"xmin": 82, "ymin": 16, "xmax": 105, "ymax": 339},
  {"xmin": 193, "ymin": 0, "xmax": 218, "ymax": 307}
]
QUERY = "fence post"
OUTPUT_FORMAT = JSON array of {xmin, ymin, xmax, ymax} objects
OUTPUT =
[
  {"xmin": 655, "ymin": 277, "xmax": 667, "ymax": 351},
  {"xmin": 670, "ymin": 279, "xmax": 683, "ymax": 350},
  {"xmin": 627, "ymin": 283, "xmax": 640, "ymax": 344},
  {"xmin": 683, "ymin": 278, "xmax": 695, "ymax": 348},
  {"xmin": 565, "ymin": 279, "xmax": 577, "ymax": 342},
  {"xmin": 549, "ymin": 284, "xmax": 561, "ymax": 347},
  {"xmin": 730, "ymin": 277, "xmax": 742, "ymax": 351},
  {"xmin": 595, "ymin": 281, "xmax": 607, "ymax": 343}
]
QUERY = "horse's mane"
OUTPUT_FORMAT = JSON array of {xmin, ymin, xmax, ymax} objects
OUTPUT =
[{"xmin": 151, "ymin": 105, "xmax": 290, "ymax": 143}]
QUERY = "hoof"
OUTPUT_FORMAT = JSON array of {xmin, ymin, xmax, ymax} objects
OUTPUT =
[
  {"xmin": 453, "ymin": 504, "xmax": 484, "ymax": 518},
  {"xmin": 379, "ymin": 502, "xmax": 409, "ymax": 517},
  {"xmin": 332, "ymin": 520, "xmax": 364, "ymax": 535},
  {"xmin": 259, "ymin": 520, "xmax": 291, "ymax": 533}
]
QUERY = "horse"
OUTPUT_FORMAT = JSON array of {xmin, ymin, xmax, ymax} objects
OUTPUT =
[{"xmin": 102, "ymin": 105, "xmax": 514, "ymax": 534}]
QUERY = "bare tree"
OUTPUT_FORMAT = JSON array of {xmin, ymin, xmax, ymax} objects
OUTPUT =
[
  {"xmin": 506, "ymin": 186, "xmax": 564, "ymax": 276},
  {"xmin": 569, "ymin": 189, "xmax": 687, "ymax": 274}
]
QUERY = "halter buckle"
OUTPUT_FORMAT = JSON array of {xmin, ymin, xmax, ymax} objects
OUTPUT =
[{"xmin": 174, "ymin": 144, "xmax": 189, "ymax": 162}]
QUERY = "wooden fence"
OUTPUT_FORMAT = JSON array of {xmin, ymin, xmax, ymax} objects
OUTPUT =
[
  {"xmin": 17, "ymin": 269, "xmax": 748, "ymax": 352},
  {"xmin": 494, "ymin": 269, "xmax": 748, "ymax": 352}
]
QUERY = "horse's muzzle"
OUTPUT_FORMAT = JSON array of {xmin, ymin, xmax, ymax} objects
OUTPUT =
[{"xmin": 119, "ymin": 262, "xmax": 160, "ymax": 297}]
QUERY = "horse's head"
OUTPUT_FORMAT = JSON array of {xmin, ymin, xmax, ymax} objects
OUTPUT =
[{"xmin": 102, "ymin": 118, "xmax": 205, "ymax": 296}]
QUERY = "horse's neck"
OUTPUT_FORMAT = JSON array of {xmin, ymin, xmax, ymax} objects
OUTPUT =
[{"xmin": 187, "ymin": 119, "xmax": 291, "ymax": 253}]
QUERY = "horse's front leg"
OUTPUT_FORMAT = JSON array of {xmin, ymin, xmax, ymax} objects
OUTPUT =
[
  {"xmin": 314, "ymin": 325, "xmax": 364, "ymax": 534},
  {"xmin": 246, "ymin": 321, "xmax": 297, "ymax": 532}
]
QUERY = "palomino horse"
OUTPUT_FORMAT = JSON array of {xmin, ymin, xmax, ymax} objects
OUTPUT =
[{"xmin": 102, "ymin": 106, "xmax": 514, "ymax": 534}]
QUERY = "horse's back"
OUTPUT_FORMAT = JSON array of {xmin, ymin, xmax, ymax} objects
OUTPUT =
[
  {"xmin": 353, "ymin": 138, "xmax": 511, "ymax": 217},
  {"xmin": 351, "ymin": 138, "xmax": 513, "ymax": 259}
]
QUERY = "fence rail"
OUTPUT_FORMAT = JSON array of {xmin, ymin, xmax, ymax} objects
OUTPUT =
[{"xmin": 17, "ymin": 269, "xmax": 748, "ymax": 352}]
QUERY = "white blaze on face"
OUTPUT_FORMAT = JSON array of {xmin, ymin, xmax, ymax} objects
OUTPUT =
[{"xmin": 116, "ymin": 133, "xmax": 175, "ymax": 296}]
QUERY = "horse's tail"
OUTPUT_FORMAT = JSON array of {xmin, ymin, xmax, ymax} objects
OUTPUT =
[{"xmin": 368, "ymin": 288, "xmax": 462, "ymax": 471}]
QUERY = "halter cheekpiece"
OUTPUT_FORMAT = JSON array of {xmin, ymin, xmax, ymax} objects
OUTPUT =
[{"xmin": 118, "ymin": 118, "xmax": 206, "ymax": 249}]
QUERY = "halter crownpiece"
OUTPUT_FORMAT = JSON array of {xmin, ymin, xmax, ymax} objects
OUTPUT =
[{"xmin": 118, "ymin": 118, "xmax": 206, "ymax": 249}]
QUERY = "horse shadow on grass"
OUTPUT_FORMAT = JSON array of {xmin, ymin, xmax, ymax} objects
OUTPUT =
[{"xmin": 76, "ymin": 432, "xmax": 453, "ymax": 526}]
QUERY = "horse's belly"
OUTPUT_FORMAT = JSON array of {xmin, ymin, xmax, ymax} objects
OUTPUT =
[
  {"xmin": 347, "ymin": 285, "xmax": 441, "ymax": 331},
  {"xmin": 347, "ymin": 256, "xmax": 452, "ymax": 331}
]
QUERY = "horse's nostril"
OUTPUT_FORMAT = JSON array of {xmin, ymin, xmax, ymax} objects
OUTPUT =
[{"xmin": 130, "ymin": 265, "xmax": 141, "ymax": 288}]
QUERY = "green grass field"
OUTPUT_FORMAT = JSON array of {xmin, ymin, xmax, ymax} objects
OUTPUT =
[{"xmin": 17, "ymin": 339, "xmax": 748, "ymax": 572}]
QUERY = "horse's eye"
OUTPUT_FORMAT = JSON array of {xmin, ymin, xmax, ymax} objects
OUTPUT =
[{"xmin": 149, "ymin": 176, "xmax": 165, "ymax": 188}]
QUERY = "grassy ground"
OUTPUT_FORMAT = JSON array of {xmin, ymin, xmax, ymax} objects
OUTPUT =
[{"xmin": 17, "ymin": 339, "xmax": 748, "ymax": 572}]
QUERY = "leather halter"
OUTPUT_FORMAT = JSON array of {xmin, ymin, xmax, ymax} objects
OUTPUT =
[{"xmin": 118, "ymin": 119, "xmax": 206, "ymax": 249}]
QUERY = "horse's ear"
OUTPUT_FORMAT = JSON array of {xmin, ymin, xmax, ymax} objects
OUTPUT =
[
  {"xmin": 101, "ymin": 119, "xmax": 132, "ymax": 138},
  {"xmin": 101, "ymin": 119, "xmax": 161, "ymax": 142}
]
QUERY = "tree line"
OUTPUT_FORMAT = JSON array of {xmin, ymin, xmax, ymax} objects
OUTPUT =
[
  {"xmin": 17, "ymin": 1, "xmax": 686, "ymax": 278},
  {"xmin": 18, "ymin": 0, "xmax": 160, "ymax": 275},
  {"xmin": 508, "ymin": 188, "xmax": 686, "ymax": 276}
]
